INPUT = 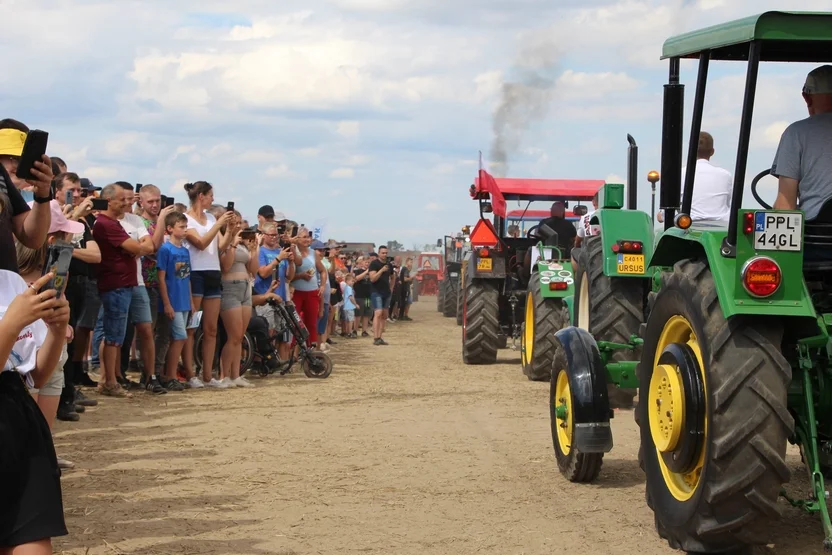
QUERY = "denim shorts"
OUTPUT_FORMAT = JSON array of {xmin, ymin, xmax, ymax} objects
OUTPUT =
[
  {"xmin": 128, "ymin": 286, "xmax": 153, "ymax": 325},
  {"xmin": 190, "ymin": 270, "xmax": 222, "ymax": 300},
  {"xmin": 370, "ymin": 291, "xmax": 391, "ymax": 311},
  {"xmin": 100, "ymin": 287, "xmax": 133, "ymax": 346},
  {"xmin": 343, "ymin": 309, "xmax": 355, "ymax": 322},
  {"xmin": 77, "ymin": 278, "xmax": 103, "ymax": 330},
  {"xmin": 171, "ymin": 311, "xmax": 188, "ymax": 341},
  {"xmin": 220, "ymin": 280, "xmax": 252, "ymax": 311}
]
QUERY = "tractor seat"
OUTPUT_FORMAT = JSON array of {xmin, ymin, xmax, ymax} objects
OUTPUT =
[{"xmin": 803, "ymin": 201, "xmax": 832, "ymax": 277}]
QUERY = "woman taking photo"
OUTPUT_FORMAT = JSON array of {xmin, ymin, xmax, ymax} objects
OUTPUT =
[
  {"xmin": 219, "ymin": 211, "xmax": 258, "ymax": 388},
  {"xmin": 182, "ymin": 181, "xmax": 233, "ymax": 388},
  {"xmin": 291, "ymin": 228, "xmax": 327, "ymax": 348}
]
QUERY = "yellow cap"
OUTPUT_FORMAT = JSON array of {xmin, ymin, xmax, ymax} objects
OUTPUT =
[{"xmin": 0, "ymin": 128, "xmax": 26, "ymax": 157}]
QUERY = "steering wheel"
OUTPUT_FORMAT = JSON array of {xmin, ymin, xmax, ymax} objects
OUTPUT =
[
  {"xmin": 526, "ymin": 224, "xmax": 541, "ymax": 239},
  {"xmin": 751, "ymin": 168, "xmax": 773, "ymax": 209}
]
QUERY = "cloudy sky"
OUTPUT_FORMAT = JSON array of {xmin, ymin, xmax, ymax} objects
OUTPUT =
[{"xmin": 3, "ymin": 0, "xmax": 828, "ymax": 247}]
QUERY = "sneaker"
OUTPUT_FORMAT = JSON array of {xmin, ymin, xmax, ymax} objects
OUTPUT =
[
  {"xmin": 188, "ymin": 377, "xmax": 205, "ymax": 389},
  {"xmin": 57, "ymin": 403, "xmax": 80, "ymax": 422},
  {"xmin": 145, "ymin": 376, "xmax": 167, "ymax": 395},
  {"xmin": 99, "ymin": 383, "xmax": 131, "ymax": 398},
  {"xmin": 349, "ymin": 332, "xmax": 358, "ymax": 338},
  {"xmin": 78, "ymin": 373, "xmax": 98, "ymax": 388},
  {"xmin": 401, "ymin": 316, "xmax": 413, "ymax": 322},
  {"xmin": 117, "ymin": 376, "xmax": 140, "ymax": 390},
  {"xmin": 377, "ymin": 338, "xmax": 389, "ymax": 346},
  {"xmin": 319, "ymin": 343, "xmax": 331, "ymax": 353},
  {"xmin": 74, "ymin": 389, "xmax": 98, "ymax": 407},
  {"xmin": 220, "ymin": 377, "xmax": 236, "ymax": 388},
  {"xmin": 232, "ymin": 377, "xmax": 254, "ymax": 388},
  {"xmin": 206, "ymin": 378, "xmax": 229, "ymax": 389},
  {"xmin": 57, "ymin": 456, "xmax": 75, "ymax": 470},
  {"xmin": 128, "ymin": 359, "xmax": 141, "ymax": 372},
  {"xmin": 361, "ymin": 331, "xmax": 369, "ymax": 338},
  {"xmin": 160, "ymin": 377, "xmax": 185, "ymax": 391},
  {"xmin": 73, "ymin": 404, "xmax": 86, "ymax": 413}
]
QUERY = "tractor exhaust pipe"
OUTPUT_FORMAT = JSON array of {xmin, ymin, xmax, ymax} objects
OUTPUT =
[{"xmin": 627, "ymin": 134, "xmax": 638, "ymax": 210}]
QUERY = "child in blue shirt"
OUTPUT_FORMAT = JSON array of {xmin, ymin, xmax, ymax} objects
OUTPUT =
[
  {"xmin": 342, "ymin": 274, "xmax": 357, "ymax": 338},
  {"xmin": 156, "ymin": 212, "xmax": 197, "ymax": 389}
]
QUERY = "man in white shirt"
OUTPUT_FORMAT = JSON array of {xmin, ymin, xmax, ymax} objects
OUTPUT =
[
  {"xmin": 657, "ymin": 132, "xmax": 732, "ymax": 223},
  {"xmin": 571, "ymin": 192, "xmax": 599, "ymax": 272}
]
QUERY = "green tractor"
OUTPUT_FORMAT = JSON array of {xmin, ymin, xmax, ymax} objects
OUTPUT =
[
  {"xmin": 461, "ymin": 176, "xmax": 597, "ymax": 366},
  {"xmin": 549, "ymin": 11, "xmax": 832, "ymax": 552}
]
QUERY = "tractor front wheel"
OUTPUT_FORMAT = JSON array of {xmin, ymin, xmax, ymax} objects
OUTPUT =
[
  {"xmin": 462, "ymin": 280, "xmax": 500, "ymax": 364},
  {"xmin": 637, "ymin": 259, "xmax": 793, "ymax": 553},
  {"xmin": 522, "ymin": 273, "xmax": 568, "ymax": 381},
  {"xmin": 437, "ymin": 278, "xmax": 445, "ymax": 311}
]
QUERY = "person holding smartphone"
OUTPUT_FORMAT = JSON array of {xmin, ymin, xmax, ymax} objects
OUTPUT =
[
  {"xmin": 253, "ymin": 222, "xmax": 294, "ymax": 361},
  {"xmin": 290, "ymin": 228, "xmax": 327, "ymax": 349},
  {"xmin": 0, "ymin": 119, "xmax": 55, "ymax": 272},
  {"xmin": 368, "ymin": 245, "xmax": 394, "ymax": 345},
  {"xmin": 181, "ymin": 181, "xmax": 234, "ymax": 388}
]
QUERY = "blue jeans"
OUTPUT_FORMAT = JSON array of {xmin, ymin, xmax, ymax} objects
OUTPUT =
[
  {"xmin": 100, "ymin": 287, "xmax": 133, "ymax": 346},
  {"xmin": 370, "ymin": 291, "xmax": 391, "ymax": 311},
  {"xmin": 317, "ymin": 303, "xmax": 330, "ymax": 336},
  {"xmin": 91, "ymin": 305, "xmax": 104, "ymax": 365}
]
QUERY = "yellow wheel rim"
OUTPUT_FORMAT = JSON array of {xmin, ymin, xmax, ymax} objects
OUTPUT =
[
  {"xmin": 651, "ymin": 315, "xmax": 707, "ymax": 502},
  {"xmin": 554, "ymin": 370, "xmax": 572, "ymax": 455},
  {"xmin": 523, "ymin": 294, "xmax": 535, "ymax": 366},
  {"xmin": 577, "ymin": 273, "xmax": 590, "ymax": 330}
]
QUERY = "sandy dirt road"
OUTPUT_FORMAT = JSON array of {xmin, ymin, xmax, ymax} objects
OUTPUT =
[{"xmin": 54, "ymin": 299, "xmax": 825, "ymax": 555}]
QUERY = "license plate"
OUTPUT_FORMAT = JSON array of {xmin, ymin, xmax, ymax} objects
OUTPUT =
[
  {"xmin": 617, "ymin": 254, "xmax": 644, "ymax": 274},
  {"xmin": 754, "ymin": 212, "xmax": 802, "ymax": 252},
  {"xmin": 477, "ymin": 258, "xmax": 492, "ymax": 271},
  {"xmin": 450, "ymin": 272, "xmax": 458, "ymax": 277}
]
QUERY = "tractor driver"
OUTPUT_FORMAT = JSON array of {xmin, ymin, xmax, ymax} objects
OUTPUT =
[
  {"xmin": 537, "ymin": 201, "xmax": 577, "ymax": 258},
  {"xmin": 771, "ymin": 65, "xmax": 832, "ymax": 263}
]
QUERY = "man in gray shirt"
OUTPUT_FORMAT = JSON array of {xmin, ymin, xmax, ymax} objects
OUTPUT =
[{"xmin": 771, "ymin": 65, "xmax": 832, "ymax": 220}]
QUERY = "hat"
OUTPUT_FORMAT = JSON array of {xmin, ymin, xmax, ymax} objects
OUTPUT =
[
  {"xmin": 325, "ymin": 239, "xmax": 347, "ymax": 249},
  {"xmin": 804, "ymin": 65, "xmax": 832, "ymax": 95},
  {"xmin": 0, "ymin": 128, "xmax": 26, "ymax": 157},
  {"xmin": 28, "ymin": 200, "xmax": 85, "ymax": 235},
  {"xmin": 80, "ymin": 177, "xmax": 101, "ymax": 192},
  {"xmin": 311, "ymin": 240, "xmax": 327, "ymax": 250}
]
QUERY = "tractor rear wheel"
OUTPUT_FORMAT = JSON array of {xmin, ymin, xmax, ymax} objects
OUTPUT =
[
  {"xmin": 637, "ymin": 259, "xmax": 792, "ymax": 553},
  {"xmin": 443, "ymin": 278, "xmax": 458, "ymax": 318},
  {"xmin": 522, "ymin": 273, "xmax": 568, "ymax": 381},
  {"xmin": 575, "ymin": 236, "xmax": 643, "ymax": 408},
  {"xmin": 462, "ymin": 280, "xmax": 500, "ymax": 365},
  {"xmin": 456, "ymin": 281, "xmax": 463, "ymax": 326}
]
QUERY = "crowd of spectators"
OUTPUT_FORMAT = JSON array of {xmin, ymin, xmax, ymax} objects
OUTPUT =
[{"xmin": 0, "ymin": 119, "xmax": 420, "ymax": 554}]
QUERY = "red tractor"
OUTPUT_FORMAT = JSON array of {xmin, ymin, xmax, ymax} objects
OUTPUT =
[{"xmin": 413, "ymin": 251, "xmax": 444, "ymax": 298}]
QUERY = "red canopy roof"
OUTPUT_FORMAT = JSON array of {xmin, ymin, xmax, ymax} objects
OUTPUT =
[
  {"xmin": 473, "ymin": 177, "xmax": 603, "ymax": 199},
  {"xmin": 506, "ymin": 209, "xmax": 579, "ymax": 220}
]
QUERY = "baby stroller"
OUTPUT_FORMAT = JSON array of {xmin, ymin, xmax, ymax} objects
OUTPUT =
[{"xmin": 247, "ymin": 299, "xmax": 333, "ymax": 379}]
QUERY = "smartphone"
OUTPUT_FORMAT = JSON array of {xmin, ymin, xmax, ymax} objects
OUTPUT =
[
  {"xmin": 64, "ymin": 189, "xmax": 73, "ymax": 206},
  {"xmin": 91, "ymin": 198, "xmax": 108, "ymax": 211},
  {"xmin": 135, "ymin": 183, "xmax": 143, "ymax": 193},
  {"xmin": 41, "ymin": 241, "xmax": 74, "ymax": 297},
  {"xmin": 291, "ymin": 226, "xmax": 298, "ymax": 238},
  {"xmin": 15, "ymin": 130, "xmax": 49, "ymax": 180},
  {"xmin": 226, "ymin": 201, "xmax": 235, "ymax": 211},
  {"xmin": 163, "ymin": 196, "xmax": 174, "ymax": 208},
  {"xmin": 240, "ymin": 230, "xmax": 256, "ymax": 241}
]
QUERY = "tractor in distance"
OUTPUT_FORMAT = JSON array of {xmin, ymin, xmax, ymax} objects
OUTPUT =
[
  {"xmin": 438, "ymin": 232, "xmax": 468, "ymax": 319},
  {"xmin": 460, "ymin": 176, "xmax": 597, "ymax": 366},
  {"xmin": 548, "ymin": 10, "xmax": 832, "ymax": 553},
  {"xmin": 413, "ymin": 250, "xmax": 443, "ymax": 302}
]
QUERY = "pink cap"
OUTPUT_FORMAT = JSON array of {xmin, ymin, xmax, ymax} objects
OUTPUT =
[{"xmin": 28, "ymin": 199, "xmax": 85, "ymax": 235}]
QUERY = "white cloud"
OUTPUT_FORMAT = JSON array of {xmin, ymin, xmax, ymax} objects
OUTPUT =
[
  {"xmin": 761, "ymin": 121, "xmax": 790, "ymax": 148},
  {"xmin": 336, "ymin": 121, "xmax": 361, "ymax": 139},
  {"xmin": 606, "ymin": 174, "xmax": 625, "ymax": 184},
  {"xmin": 346, "ymin": 154, "xmax": 371, "ymax": 166},
  {"xmin": 296, "ymin": 147, "xmax": 321, "ymax": 157},
  {"xmin": 330, "ymin": 167, "xmax": 355, "ymax": 178},
  {"xmin": 82, "ymin": 166, "xmax": 120, "ymax": 180},
  {"xmin": 264, "ymin": 164, "xmax": 296, "ymax": 178},
  {"xmin": 556, "ymin": 70, "xmax": 641, "ymax": 100}
]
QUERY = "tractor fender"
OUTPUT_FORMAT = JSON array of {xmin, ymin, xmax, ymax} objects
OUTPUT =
[
  {"xmin": 593, "ymin": 208, "xmax": 654, "ymax": 278},
  {"xmin": 553, "ymin": 326, "xmax": 613, "ymax": 454}
]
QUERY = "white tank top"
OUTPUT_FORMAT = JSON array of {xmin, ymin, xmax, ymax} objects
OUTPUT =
[{"xmin": 185, "ymin": 212, "xmax": 220, "ymax": 271}]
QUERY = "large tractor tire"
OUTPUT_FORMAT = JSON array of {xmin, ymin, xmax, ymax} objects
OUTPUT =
[
  {"xmin": 456, "ymin": 282, "xmax": 463, "ymax": 326},
  {"xmin": 442, "ymin": 278, "xmax": 458, "ymax": 318},
  {"xmin": 575, "ymin": 236, "xmax": 644, "ymax": 408},
  {"xmin": 521, "ymin": 273, "xmax": 568, "ymax": 381},
  {"xmin": 462, "ymin": 280, "xmax": 500, "ymax": 365},
  {"xmin": 437, "ymin": 278, "xmax": 445, "ymax": 312},
  {"xmin": 636, "ymin": 259, "xmax": 792, "ymax": 553}
]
